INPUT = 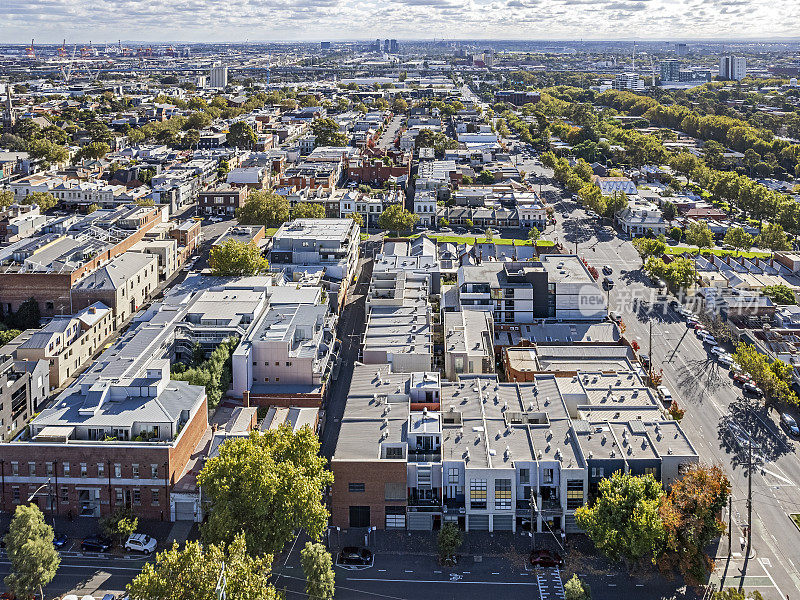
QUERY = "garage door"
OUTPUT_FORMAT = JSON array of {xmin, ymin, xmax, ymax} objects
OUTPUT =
[
  {"xmin": 174, "ymin": 501, "xmax": 195, "ymax": 521},
  {"xmin": 493, "ymin": 515, "xmax": 514, "ymax": 531},
  {"xmin": 407, "ymin": 512, "xmax": 433, "ymax": 530},
  {"xmin": 469, "ymin": 514, "xmax": 490, "ymax": 530}
]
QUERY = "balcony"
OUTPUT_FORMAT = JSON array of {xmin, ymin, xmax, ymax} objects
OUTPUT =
[{"xmin": 407, "ymin": 449, "xmax": 441, "ymax": 463}]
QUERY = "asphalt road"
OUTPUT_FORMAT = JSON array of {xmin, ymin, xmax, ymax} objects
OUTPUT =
[{"xmin": 542, "ymin": 175, "xmax": 800, "ymax": 599}]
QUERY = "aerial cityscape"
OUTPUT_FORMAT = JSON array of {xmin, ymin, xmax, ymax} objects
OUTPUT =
[{"xmin": 1, "ymin": 20, "xmax": 800, "ymax": 600}]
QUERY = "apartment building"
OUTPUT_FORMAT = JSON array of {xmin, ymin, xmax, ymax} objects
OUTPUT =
[
  {"xmin": 413, "ymin": 190, "xmax": 438, "ymax": 227},
  {"xmin": 72, "ymin": 252, "xmax": 159, "ymax": 328},
  {"xmin": 0, "ymin": 353, "xmax": 49, "ymax": 442},
  {"xmin": 443, "ymin": 310, "xmax": 494, "ymax": 380},
  {"xmin": 331, "ymin": 364, "xmax": 698, "ymax": 532},
  {"xmin": 269, "ymin": 219, "xmax": 360, "ymax": 283},
  {"xmin": 13, "ymin": 302, "xmax": 114, "ymax": 388},
  {"xmin": 198, "ymin": 184, "xmax": 248, "ymax": 217}
]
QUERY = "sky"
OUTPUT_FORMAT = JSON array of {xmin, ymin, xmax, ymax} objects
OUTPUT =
[{"xmin": 2, "ymin": 0, "xmax": 799, "ymax": 44}]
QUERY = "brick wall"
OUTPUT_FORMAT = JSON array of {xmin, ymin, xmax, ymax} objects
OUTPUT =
[{"xmin": 330, "ymin": 459, "xmax": 407, "ymax": 529}]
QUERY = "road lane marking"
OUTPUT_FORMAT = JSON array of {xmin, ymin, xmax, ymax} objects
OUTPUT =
[{"xmin": 346, "ymin": 577, "xmax": 539, "ymax": 585}]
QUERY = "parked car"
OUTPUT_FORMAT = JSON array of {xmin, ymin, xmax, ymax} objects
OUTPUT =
[
  {"xmin": 781, "ymin": 413, "xmax": 800, "ymax": 436},
  {"xmin": 701, "ymin": 334, "xmax": 718, "ymax": 346},
  {"xmin": 718, "ymin": 354, "xmax": 735, "ymax": 367},
  {"xmin": 608, "ymin": 311, "xmax": 622, "ymax": 323},
  {"xmin": 732, "ymin": 372, "xmax": 750, "ymax": 385},
  {"xmin": 439, "ymin": 227, "xmax": 453, "ymax": 233},
  {"xmin": 81, "ymin": 534, "xmax": 112, "ymax": 552},
  {"xmin": 602, "ymin": 265, "xmax": 613, "ymax": 275},
  {"xmin": 603, "ymin": 276, "xmax": 614, "ymax": 288},
  {"xmin": 338, "ymin": 546, "xmax": 373, "ymax": 567},
  {"xmin": 53, "ymin": 532, "xmax": 69, "ymax": 549},
  {"xmin": 657, "ymin": 386, "xmax": 673, "ymax": 404},
  {"xmin": 529, "ymin": 549, "xmax": 564, "ymax": 568},
  {"xmin": 209, "ymin": 216, "xmax": 224, "ymax": 223},
  {"xmin": 686, "ymin": 319, "xmax": 700, "ymax": 329},
  {"xmin": 743, "ymin": 382, "xmax": 763, "ymax": 397},
  {"xmin": 125, "ymin": 533, "xmax": 157, "ymax": 555},
  {"xmin": 710, "ymin": 345, "xmax": 726, "ymax": 356},
  {"xmin": 695, "ymin": 327, "xmax": 708, "ymax": 338}
]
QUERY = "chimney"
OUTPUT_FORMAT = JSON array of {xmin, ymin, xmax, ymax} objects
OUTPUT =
[{"xmin": 242, "ymin": 390, "xmax": 250, "ymax": 408}]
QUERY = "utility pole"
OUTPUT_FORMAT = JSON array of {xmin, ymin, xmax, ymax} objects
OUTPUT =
[
  {"xmin": 747, "ymin": 413, "xmax": 753, "ymax": 557},
  {"xmin": 728, "ymin": 495, "xmax": 732, "ymax": 557},
  {"xmin": 648, "ymin": 320, "xmax": 653, "ymax": 383}
]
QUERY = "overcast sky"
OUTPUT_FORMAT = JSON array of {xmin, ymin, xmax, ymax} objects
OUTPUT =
[{"xmin": 2, "ymin": 0, "xmax": 799, "ymax": 44}]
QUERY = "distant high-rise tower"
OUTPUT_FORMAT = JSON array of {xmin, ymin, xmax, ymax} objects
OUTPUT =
[
  {"xmin": 374, "ymin": 39, "xmax": 381, "ymax": 52},
  {"xmin": 210, "ymin": 63, "xmax": 228, "ymax": 88},
  {"xmin": 384, "ymin": 39, "xmax": 390, "ymax": 53},
  {"xmin": 321, "ymin": 41, "xmax": 331, "ymax": 51},
  {"xmin": 390, "ymin": 39, "xmax": 398, "ymax": 53},
  {"xmin": 660, "ymin": 59, "xmax": 681, "ymax": 82},
  {"xmin": 719, "ymin": 55, "xmax": 746, "ymax": 81},
  {"xmin": 675, "ymin": 43, "xmax": 687, "ymax": 56}
]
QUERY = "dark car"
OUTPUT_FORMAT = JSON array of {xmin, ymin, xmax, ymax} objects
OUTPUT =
[
  {"xmin": 781, "ymin": 412, "xmax": 800, "ymax": 437},
  {"xmin": 743, "ymin": 382, "xmax": 763, "ymax": 397},
  {"xmin": 602, "ymin": 276, "xmax": 614, "ymax": 288},
  {"xmin": 81, "ymin": 534, "xmax": 112, "ymax": 552},
  {"xmin": 337, "ymin": 546, "xmax": 373, "ymax": 567},
  {"xmin": 53, "ymin": 532, "xmax": 69, "ymax": 549},
  {"xmin": 529, "ymin": 549, "xmax": 564, "ymax": 568},
  {"xmin": 602, "ymin": 265, "xmax": 613, "ymax": 276}
]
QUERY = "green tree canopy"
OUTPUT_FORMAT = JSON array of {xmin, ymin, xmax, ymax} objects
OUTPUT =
[
  {"xmin": 575, "ymin": 471, "xmax": 665, "ymax": 566},
  {"xmin": 685, "ymin": 222, "xmax": 714, "ymax": 249},
  {"xmin": 564, "ymin": 574, "xmax": 591, "ymax": 600},
  {"xmin": 75, "ymin": 141, "xmax": 111, "ymax": 162},
  {"xmin": 348, "ymin": 211, "xmax": 364, "ymax": 227},
  {"xmin": 723, "ymin": 227, "xmax": 753, "ymax": 253},
  {"xmin": 632, "ymin": 237, "xmax": 666, "ymax": 258},
  {"xmin": 22, "ymin": 191, "xmax": 56, "ymax": 211},
  {"xmin": 755, "ymin": 222, "xmax": 791, "ymax": 251},
  {"xmin": 236, "ymin": 190, "xmax": 290, "ymax": 227},
  {"xmin": 209, "ymin": 240, "xmax": 269, "ymax": 276},
  {"xmin": 227, "ymin": 121, "xmax": 257, "ymax": 149},
  {"xmin": 127, "ymin": 533, "xmax": 278, "ymax": 600},
  {"xmin": 662, "ymin": 201, "xmax": 677, "ymax": 222},
  {"xmin": 292, "ymin": 202, "xmax": 326, "ymax": 220},
  {"xmin": 378, "ymin": 204, "xmax": 418, "ymax": 234},
  {"xmin": 311, "ymin": 118, "xmax": 348, "ymax": 147},
  {"xmin": 0, "ymin": 190, "xmax": 14, "ymax": 210},
  {"xmin": 528, "ymin": 227, "xmax": 541, "ymax": 241},
  {"xmin": 734, "ymin": 341, "xmax": 798, "ymax": 406},
  {"xmin": 761, "ymin": 284, "xmax": 796, "ymax": 305},
  {"xmin": 197, "ymin": 428, "xmax": 333, "ymax": 556},
  {"xmin": 300, "ymin": 542, "xmax": 335, "ymax": 600},
  {"xmin": 391, "ymin": 97, "xmax": 408, "ymax": 114},
  {"xmin": 4, "ymin": 504, "xmax": 60, "ymax": 600}
]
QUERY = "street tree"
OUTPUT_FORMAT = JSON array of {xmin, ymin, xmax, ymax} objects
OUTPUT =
[
  {"xmin": 755, "ymin": 222, "xmax": 791, "ymax": 251},
  {"xmin": 578, "ymin": 183, "xmax": 605, "ymax": 215},
  {"xmin": 183, "ymin": 129, "xmax": 200, "ymax": 149},
  {"xmin": 658, "ymin": 465, "xmax": 731, "ymax": 587},
  {"xmin": 292, "ymin": 202, "xmax": 326, "ymax": 220},
  {"xmin": 86, "ymin": 203, "xmax": 100, "ymax": 214},
  {"xmin": 209, "ymin": 240, "xmax": 269, "ymax": 276},
  {"xmin": 227, "ymin": 121, "xmax": 257, "ymax": 149},
  {"xmin": 348, "ymin": 212, "xmax": 364, "ymax": 227},
  {"xmin": 761, "ymin": 284, "xmax": 796, "ymax": 305},
  {"xmin": 437, "ymin": 522, "xmax": 462, "ymax": 564},
  {"xmin": 311, "ymin": 118, "xmax": 348, "ymax": 147},
  {"xmin": 300, "ymin": 542, "xmax": 335, "ymax": 600},
  {"xmin": 528, "ymin": 227, "xmax": 541, "ymax": 241},
  {"xmin": 21, "ymin": 191, "xmax": 56, "ymax": 211},
  {"xmin": 685, "ymin": 222, "xmax": 714, "ymax": 249},
  {"xmin": 27, "ymin": 138, "xmax": 69, "ymax": 165},
  {"xmin": 603, "ymin": 192, "xmax": 628, "ymax": 220},
  {"xmin": 4, "ymin": 504, "xmax": 60, "ymax": 600},
  {"xmin": 74, "ymin": 141, "xmax": 111, "ymax": 162},
  {"xmin": 197, "ymin": 428, "xmax": 333, "ymax": 556},
  {"xmin": 378, "ymin": 204, "xmax": 418, "ymax": 235},
  {"xmin": 711, "ymin": 589, "xmax": 764, "ymax": 600},
  {"xmin": 723, "ymin": 227, "xmax": 753, "ymax": 254},
  {"xmin": 564, "ymin": 574, "xmax": 591, "ymax": 600},
  {"xmin": 669, "ymin": 226, "xmax": 683, "ymax": 243},
  {"xmin": 575, "ymin": 471, "xmax": 665, "ymax": 566},
  {"xmin": 662, "ymin": 201, "xmax": 677, "ymax": 222},
  {"xmin": 127, "ymin": 533, "xmax": 278, "ymax": 600},
  {"xmin": 102, "ymin": 507, "xmax": 138, "ymax": 546},
  {"xmin": 734, "ymin": 342, "xmax": 798, "ymax": 406},
  {"xmin": 236, "ymin": 190, "xmax": 290, "ymax": 227},
  {"xmin": 477, "ymin": 170, "xmax": 495, "ymax": 185},
  {"xmin": 632, "ymin": 237, "xmax": 665, "ymax": 258},
  {"xmin": 391, "ymin": 97, "xmax": 408, "ymax": 114},
  {"xmin": 0, "ymin": 190, "xmax": 14, "ymax": 210}
]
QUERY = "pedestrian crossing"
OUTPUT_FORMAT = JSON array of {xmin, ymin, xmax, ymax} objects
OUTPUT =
[{"xmin": 537, "ymin": 567, "xmax": 565, "ymax": 600}]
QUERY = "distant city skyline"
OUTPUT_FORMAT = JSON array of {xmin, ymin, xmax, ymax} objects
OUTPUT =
[{"xmin": 3, "ymin": 0, "xmax": 800, "ymax": 45}]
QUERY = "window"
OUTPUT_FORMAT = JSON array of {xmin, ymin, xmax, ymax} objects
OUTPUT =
[
  {"xmin": 543, "ymin": 468, "xmax": 554, "ymax": 485},
  {"xmin": 348, "ymin": 482, "xmax": 365, "ymax": 493},
  {"xmin": 151, "ymin": 489, "xmax": 160, "ymax": 505},
  {"xmin": 470, "ymin": 479, "xmax": 487, "ymax": 509},
  {"xmin": 132, "ymin": 489, "xmax": 141, "ymax": 505},
  {"xmin": 384, "ymin": 482, "xmax": 405, "ymax": 501},
  {"xmin": 644, "ymin": 467, "xmax": 657, "ymax": 476},
  {"xmin": 114, "ymin": 464, "xmax": 121, "ymax": 478},
  {"xmin": 448, "ymin": 468, "xmax": 459, "ymax": 485},
  {"xmin": 12, "ymin": 486, "xmax": 19, "ymax": 504},
  {"xmin": 60, "ymin": 487, "xmax": 68, "ymax": 502},
  {"xmin": 97, "ymin": 463, "xmax": 105, "ymax": 477},
  {"xmin": 591, "ymin": 467, "xmax": 604, "ymax": 478},
  {"xmin": 115, "ymin": 489, "xmax": 123, "ymax": 504},
  {"xmin": 80, "ymin": 463, "xmax": 87, "ymax": 477},
  {"xmin": 46, "ymin": 462, "xmax": 53, "ymax": 477},
  {"xmin": 385, "ymin": 447, "xmax": 403, "ymax": 459},
  {"xmin": 385, "ymin": 505, "xmax": 405, "ymax": 528},
  {"xmin": 495, "ymin": 479, "xmax": 512, "ymax": 510},
  {"xmin": 63, "ymin": 462, "xmax": 69, "ymax": 477},
  {"xmin": 519, "ymin": 468, "xmax": 530, "ymax": 484},
  {"xmin": 132, "ymin": 464, "xmax": 140, "ymax": 478},
  {"xmin": 10, "ymin": 462, "xmax": 18, "ymax": 476},
  {"xmin": 28, "ymin": 462, "xmax": 36, "ymax": 477},
  {"xmin": 151, "ymin": 464, "xmax": 159, "ymax": 479},
  {"xmin": 566, "ymin": 480, "xmax": 584, "ymax": 510}
]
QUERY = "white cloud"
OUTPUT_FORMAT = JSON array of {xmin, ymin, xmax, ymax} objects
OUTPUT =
[{"xmin": 1, "ymin": 0, "xmax": 798, "ymax": 41}]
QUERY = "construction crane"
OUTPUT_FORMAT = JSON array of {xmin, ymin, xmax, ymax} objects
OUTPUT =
[
  {"xmin": 59, "ymin": 46, "xmax": 78, "ymax": 83},
  {"xmin": 58, "ymin": 39, "xmax": 67, "ymax": 58},
  {"xmin": 25, "ymin": 39, "xmax": 35, "ymax": 59}
]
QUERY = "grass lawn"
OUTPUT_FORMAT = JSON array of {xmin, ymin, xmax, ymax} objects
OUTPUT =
[
  {"xmin": 663, "ymin": 246, "xmax": 771, "ymax": 260},
  {"xmin": 791, "ymin": 514, "xmax": 800, "ymax": 531},
  {"xmin": 265, "ymin": 228, "xmax": 279, "ymax": 236}
]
